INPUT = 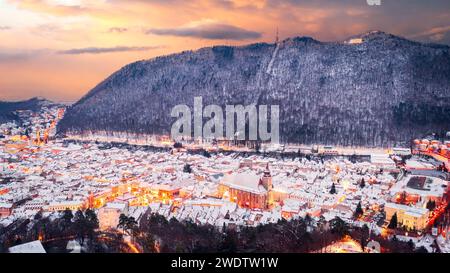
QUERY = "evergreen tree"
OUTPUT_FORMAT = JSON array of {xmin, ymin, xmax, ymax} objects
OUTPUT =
[
  {"xmin": 354, "ymin": 202, "xmax": 364, "ymax": 219},
  {"xmin": 330, "ymin": 183, "xmax": 337, "ymax": 194},
  {"xmin": 432, "ymin": 239, "xmax": 441, "ymax": 253},
  {"xmin": 255, "ymin": 141, "xmax": 261, "ymax": 153},
  {"xmin": 360, "ymin": 178, "xmax": 366, "ymax": 188},
  {"xmin": 74, "ymin": 210, "xmax": 87, "ymax": 245},
  {"xmin": 426, "ymin": 200, "xmax": 436, "ymax": 211},
  {"xmin": 202, "ymin": 150, "xmax": 211, "ymax": 158},
  {"xmin": 34, "ymin": 210, "xmax": 43, "ymax": 221},
  {"xmin": 183, "ymin": 164, "xmax": 192, "ymax": 173},
  {"xmin": 61, "ymin": 209, "xmax": 74, "ymax": 233},
  {"xmin": 85, "ymin": 209, "xmax": 99, "ymax": 230},
  {"xmin": 62, "ymin": 209, "xmax": 73, "ymax": 223},
  {"xmin": 407, "ymin": 239, "xmax": 415, "ymax": 252},
  {"xmin": 141, "ymin": 233, "xmax": 157, "ymax": 253},
  {"xmin": 415, "ymin": 246, "xmax": 428, "ymax": 253},
  {"xmin": 173, "ymin": 142, "xmax": 183, "ymax": 149},
  {"xmin": 360, "ymin": 224, "xmax": 370, "ymax": 251},
  {"xmin": 118, "ymin": 214, "xmax": 128, "ymax": 234},
  {"xmin": 330, "ymin": 216, "xmax": 349, "ymax": 236},
  {"xmin": 388, "ymin": 213, "xmax": 398, "ymax": 229},
  {"xmin": 220, "ymin": 230, "xmax": 238, "ymax": 253},
  {"xmin": 126, "ymin": 216, "xmax": 138, "ymax": 236},
  {"xmin": 83, "ymin": 209, "xmax": 99, "ymax": 245},
  {"xmin": 317, "ymin": 215, "xmax": 327, "ymax": 232},
  {"xmin": 304, "ymin": 214, "xmax": 313, "ymax": 227}
]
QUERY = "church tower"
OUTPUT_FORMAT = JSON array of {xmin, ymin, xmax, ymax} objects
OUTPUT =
[
  {"xmin": 261, "ymin": 163, "xmax": 273, "ymax": 191},
  {"xmin": 261, "ymin": 163, "xmax": 273, "ymax": 209},
  {"xmin": 88, "ymin": 191, "xmax": 94, "ymax": 209}
]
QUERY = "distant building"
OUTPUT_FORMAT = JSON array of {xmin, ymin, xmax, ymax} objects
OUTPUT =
[
  {"xmin": 153, "ymin": 185, "xmax": 180, "ymax": 201},
  {"xmin": 319, "ymin": 146, "xmax": 338, "ymax": 155},
  {"xmin": 385, "ymin": 202, "xmax": 429, "ymax": 230},
  {"xmin": 391, "ymin": 174, "xmax": 449, "ymax": 206},
  {"xmin": 391, "ymin": 148, "xmax": 412, "ymax": 156},
  {"xmin": 45, "ymin": 201, "xmax": 84, "ymax": 212},
  {"xmin": 370, "ymin": 154, "xmax": 396, "ymax": 170},
  {"xmin": 8, "ymin": 240, "xmax": 46, "ymax": 253},
  {"xmin": 98, "ymin": 202, "xmax": 129, "ymax": 230},
  {"xmin": 347, "ymin": 38, "xmax": 363, "ymax": 44},
  {"xmin": 218, "ymin": 164, "xmax": 274, "ymax": 209},
  {"xmin": 239, "ymin": 159, "xmax": 253, "ymax": 169},
  {"xmin": 281, "ymin": 199, "xmax": 307, "ymax": 219},
  {"xmin": 24, "ymin": 200, "xmax": 46, "ymax": 211},
  {"xmin": 0, "ymin": 202, "xmax": 13, "ymax": 217}
]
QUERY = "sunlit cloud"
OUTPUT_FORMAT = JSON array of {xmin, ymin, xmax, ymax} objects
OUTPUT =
[
  {"xmin": 409, "ymin": 25, "xmax": 450, "ymax": 43},
  {"xmin": 108, "ymin": 27, "xmax": 128, "ymax": 33},
  {"xmin": 57, "ymin": 46, "xmax": 163, "ymax": 55},
  {"xmin": 0, "ymin": 48, "xmax": 51, "ymax": 62},
  {"xmin": 147, "ymin": 20, "xmax": 262, "ymax": 40},
  {"xmin": 7, "ymin": 0, "xmax": 92, "ymax": 16}
]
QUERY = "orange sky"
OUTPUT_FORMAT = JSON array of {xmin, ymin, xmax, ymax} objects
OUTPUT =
[{"xmin": 0, "ymin": 0, "xmax": 449, "ymax": 103}]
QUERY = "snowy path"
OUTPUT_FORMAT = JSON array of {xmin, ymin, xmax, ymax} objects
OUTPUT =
[{"xmin": 266, "ymin": 42, "xmax": 280, "ymax": 75}]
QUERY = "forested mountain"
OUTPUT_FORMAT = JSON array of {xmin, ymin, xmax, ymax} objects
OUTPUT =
[
  {"xmin": 0, "ymin": 97, "xmax": 55, "ymax": 124},
  {"xmin": 58, "ymin": 31, "xmax": 450, "ymax": 146}
]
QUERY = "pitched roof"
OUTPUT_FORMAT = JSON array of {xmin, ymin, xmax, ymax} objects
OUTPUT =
[
  {"xmin": 8, "ymin": 240, "xmax": 46, "ymax": 253},
  {"xmin": 221, "ymin": 172, "xmax": 267, "ymax": 194}
]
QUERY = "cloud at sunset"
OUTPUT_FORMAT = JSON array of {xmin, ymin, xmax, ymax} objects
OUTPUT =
[
  {"xmin": 58, "ymin": 46, "xmax": 162, "ymax": 55},
  {"xmin": 108, "ymin": 27, "xmax": 128, "ymax": 33},
  {"xmin": 147, "ymin": 20, "xmax": 262, "ymax": 40}
]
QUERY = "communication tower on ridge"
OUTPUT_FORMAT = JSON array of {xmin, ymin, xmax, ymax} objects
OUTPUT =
[{"xmin": 275, "ymin": 27, "xmax": 279, "ymax": 44}]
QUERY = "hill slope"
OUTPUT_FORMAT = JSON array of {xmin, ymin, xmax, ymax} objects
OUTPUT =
[
  {"xmin": 58, "ymin": 31, "xmax": 450, "ymax": 146},
  {"xmin": 0, "ymin": 97, "xmax": 55, "ymax": 124}
]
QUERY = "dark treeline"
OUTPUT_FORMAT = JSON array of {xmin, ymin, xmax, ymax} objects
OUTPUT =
[
  {"xmin": 0, "ymin": 209, "xmax": 127, "ymax": 253},
  {"xmin": 1, "ymin": 209, "xmax": 427, "ymax": 253},
  {"xmin": 135, "ymin": 212, "xmax": 422, "ymax": 253}
]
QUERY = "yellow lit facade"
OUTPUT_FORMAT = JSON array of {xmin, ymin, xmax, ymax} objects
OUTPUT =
[{"xmin": 385, "ymin": 203, "xmax": 429, "ymax": 230}]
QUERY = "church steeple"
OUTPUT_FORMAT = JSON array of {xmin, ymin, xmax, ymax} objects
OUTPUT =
[{"xmin": 261, "ymin": 163, "xmax": 272, "ymax": 191}]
